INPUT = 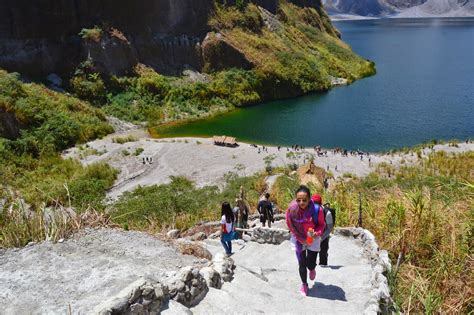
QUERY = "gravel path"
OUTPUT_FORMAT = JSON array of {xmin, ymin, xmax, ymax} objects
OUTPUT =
[
  {"xmin": 0, "ymin": 228, "xmax": 196, "ymax": 315},
  {"xmin": 62, "ymin": 129, "xmax": 474, "ymax": 201}
]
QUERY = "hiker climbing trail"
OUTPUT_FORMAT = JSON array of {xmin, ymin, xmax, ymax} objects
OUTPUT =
[
  {"xmin": 0, "ymin": 225, "xmax": 390, "ymax": 314},
  {"xmin": 192, "ymin": 224, "xmax": 390, "ymax": 314}
]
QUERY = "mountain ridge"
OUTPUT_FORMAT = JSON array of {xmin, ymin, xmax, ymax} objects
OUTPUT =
[{"xmin": 323, "ymin": 0, "xmax": 474, "ymax": 17}]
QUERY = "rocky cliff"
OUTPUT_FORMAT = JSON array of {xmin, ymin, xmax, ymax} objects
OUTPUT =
[
  {"xmin": 323, "ymin": 0, "xmax": 474, "ymax": 17},
  {"xmin": 0, "ymin": 0, "xmax": 328, "ymax": 78}
]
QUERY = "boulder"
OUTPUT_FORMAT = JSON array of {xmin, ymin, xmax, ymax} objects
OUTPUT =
[
  {"xmin": 190, "ymin": 232, "xmax": 207, "ymax": 241},
  {"xmin": 202, "ymin": 32, "xmax": 254, "ymax": 72},
  {"xmin": 211, "ymin": 253, "xmax": 235, "ymax": 282},
  {"xmin": 199, "ymin": 266, "xmax": 222, "ymax": 289},
  {"xmin": 167, "ymin": 229, "xmax": 180, "ymax": 239},
  {"xmin": 250, "ymin": 227, "xmax": 290, "ymax": 245}
]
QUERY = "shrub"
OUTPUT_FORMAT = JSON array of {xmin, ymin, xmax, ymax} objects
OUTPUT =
[
  {"xmin": 79, "ymin": 26, "xmax": 103, "ymax": 42},
  {"xmin": 112, "ymin": 135, "xmax": 138, "ymax": 144},
  {"xmin": 70, "ymin": 73, "xmax": 107, "ymax": 106},
  {"xmin": 111, "ymin": 173, "xmax": 264, "ymax": 231},
  {"xmin": 0, "ymin": 70, "xmax": 113, "ymax": 156},
  {"xmin": 134, "ymin": 147, "xmax": 144, "ymax": 156}
]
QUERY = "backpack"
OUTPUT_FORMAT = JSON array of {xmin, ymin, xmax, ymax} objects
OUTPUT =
[{"xmin": 323, "ymin": 202, "xmax": 336, "ymax": 227}]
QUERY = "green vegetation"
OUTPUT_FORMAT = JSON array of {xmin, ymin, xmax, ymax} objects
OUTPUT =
[
  {"xmin": 79, "ymin": 26, "xmax": 103, "ymax": 42},
  {"xmin": 110, "ymin": 172, "xmax": 266, "ymax": 231},
  {"xmin": 112, "ymin": 135, "xmax": 138, "ymax": 144},
  {"xmin": 98, "ymin": 1, "xmax": 374, "ymax": 128},
  {"xmin": 134, "ymin": 147, "xmax": 144, "ymax": 156},
  {"xmin": 0, "ymin": 70, "xmax": 112, "ymax": 156},
  {"xmin": 0, "ymin": 70, "xmax": 117, "ymax": 247}
]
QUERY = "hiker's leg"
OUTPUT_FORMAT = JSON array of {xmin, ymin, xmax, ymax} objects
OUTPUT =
[
  {"xmin": 307, "ymin": 250, "xmax": 317, "ymax": 271},
  {"xmin": 320, "ymin": 238, "xmax": 329, "ymax": 265},
  {"xmin": 228, "ymin": 241, "xmax": 232, "ymax": 254},
  {"xmin": 221, "ymin": 239, "xmax": 230, "ymax": 254},
  {"xmin": 298, "ymin": 250, "xmax": 308, "ymax": 284}
]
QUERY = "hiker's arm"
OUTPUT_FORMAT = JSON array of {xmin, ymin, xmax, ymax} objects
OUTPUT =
[{"xmin": 286, "ymin": 210, "xmax": 306, "ymax": 244}]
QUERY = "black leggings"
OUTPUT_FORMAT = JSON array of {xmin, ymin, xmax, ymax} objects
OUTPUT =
[
  {"xmin": 316, "ymin": 237, "xmax": 329, "ymax": 265},
  {"xmin": 298, "ymin": 249, "xmax": 317, "ymax": 284}
]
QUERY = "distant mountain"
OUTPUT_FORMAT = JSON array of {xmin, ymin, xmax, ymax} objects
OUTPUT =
[{"xmin": 323, "ymin": 0, "xmax": 474, "ymax": 17}]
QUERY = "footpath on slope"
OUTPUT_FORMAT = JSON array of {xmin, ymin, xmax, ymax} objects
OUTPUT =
[
  {"xmin": 190, "ymin": 220, "xmax": 391, "ymax": 314},
  {"xmin": 0, "ymin": 220, "xmax": 391, "ymax": 314}
]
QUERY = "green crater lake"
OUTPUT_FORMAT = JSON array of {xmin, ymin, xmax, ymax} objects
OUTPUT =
[{"xmin": 154, "ymin": 18, "xmax": 474, "ymax": 152}]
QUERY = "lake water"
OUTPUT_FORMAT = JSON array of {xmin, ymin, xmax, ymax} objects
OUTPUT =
[{"xmin": 155, "ymin": 18, "xmax": 474, "ymax": 152}]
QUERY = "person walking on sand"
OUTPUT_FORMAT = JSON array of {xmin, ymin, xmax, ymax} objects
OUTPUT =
[
  {"xmin": 220, "ymin": 202, "xmax": 235, "ymax": 256},
  {"xmin": 258, "ymin": 193, "xmax": 273, "ymax": 227},
  {"xmin": 286, "ymin": 185, "xmax": 325, "ymax": 296},
  {"xmin": 312, "ymin": 194, "xmax": 333, "ymax": 266}
]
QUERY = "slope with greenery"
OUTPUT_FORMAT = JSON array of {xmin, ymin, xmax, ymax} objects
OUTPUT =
[
  {"xmin": 0, "ymin": 70, "xmax": 117, "ymax": 247},
  {"xmin": 106, "ymin": 148, "xmax": 474, "ymax": 313},
  {"xmin": 75, "ymin": 1, "xmax": 376, "ymax": 126},
  {"xmin": 325, "ymin": 151, "xmax": 473, "ymax": 313}
]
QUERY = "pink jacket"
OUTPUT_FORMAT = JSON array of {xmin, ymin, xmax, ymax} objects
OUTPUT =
[{"xmin": 286, "ymin": 200, "xmax": 326, "ymax": 244}]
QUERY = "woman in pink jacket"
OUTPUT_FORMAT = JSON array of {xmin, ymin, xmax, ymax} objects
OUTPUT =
[{"xmin": 286, "ymin": 185, "xmax": 325, "ymax": 296}]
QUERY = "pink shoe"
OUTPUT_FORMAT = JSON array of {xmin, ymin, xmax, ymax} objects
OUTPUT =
[
  {"xmin": 309, "ymin": 269, "xmax": 316, "ymax": 281},
  {"xmin": 300, "ymin": 283, "xmax": 308, "ymax": 296}
]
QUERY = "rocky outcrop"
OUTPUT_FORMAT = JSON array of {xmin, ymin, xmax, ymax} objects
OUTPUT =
[
  {"xmin": 0, "ymin": 0, "xmax": 214, "ymax": 76},
  {"xmin": 0, "ymin": 108, "xmax": 26, "ymax": 140},
  {"xmin": 335, "ymin": 227, "xmax": 393, "ymax": 314},
  {"xmin": 202, "ymin": 32, "xmax": 254, "ymax": 72},
  {"xmin": 92, "ymin": 253, "xmax": 235, "ymax": 314},
  {"xmin": 0, "ymin": 0, "xmax": 338, "ymax": 77},
  {"xmin": 323, "ymin": 0, "xmax": 474, "ymax": 17},
  {"xmin": 323, "ymin": 0, "xmax": 395, "ymax": 16},
  {"xmin": 250, "ymin": 227, "xmax": 291, "ymax": 244},
  {"xmin": 290, "ymin": 0, "xmax": 324, "ymax": 9}
]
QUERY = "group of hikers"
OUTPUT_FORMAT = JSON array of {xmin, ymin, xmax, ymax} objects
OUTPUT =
[{"xmin": 219, "ymin": 185, "xmax": 334, "ymax": 296}]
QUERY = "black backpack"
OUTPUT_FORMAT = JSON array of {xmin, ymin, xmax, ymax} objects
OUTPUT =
[{"xmin": 323, "ymin": 203, "xmax": 336, "ymax": 227}]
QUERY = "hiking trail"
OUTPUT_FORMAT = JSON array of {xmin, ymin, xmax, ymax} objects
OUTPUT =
[{"xmin": 0, "ymin": 220, "xmax": 391, "ymax": 314}]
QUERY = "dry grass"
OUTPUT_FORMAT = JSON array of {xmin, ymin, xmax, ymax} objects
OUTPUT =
[
  {"xmin": 0, "ymin": 198, "xmax": 115, "ymax": 248},
  {"xmin": 112, "ymin": 135, "xmax": 138, "ymax": 144},
  {"xmin": 326, "ymin": 151, "xmax": 473, "ymax": 313}
]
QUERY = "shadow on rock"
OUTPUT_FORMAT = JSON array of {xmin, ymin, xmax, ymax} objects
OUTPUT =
[
  {"xmin": 307, "ymin": 283, "xmax": 347, "ymax": 301},
  {"xmin": 320, "ymin": 265, "xmax": 344, "ymax": 270}
]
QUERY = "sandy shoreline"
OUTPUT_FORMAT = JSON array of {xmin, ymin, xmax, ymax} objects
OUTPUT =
[{"xmin": 63, "ymin": 127, "xmax": 473, "ymax": 201}]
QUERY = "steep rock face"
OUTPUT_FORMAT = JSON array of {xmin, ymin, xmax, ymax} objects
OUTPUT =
[
  {"xmin": 322, "ymin": 0, "xmax": 474, "ymax": 16},
  {"xmin": 385, "ymin": 0, "xmax": 427, "ymax": 8},
  {"xmin": 0, "ymin": 108, "xmax": 26, "ymax": 140},
  {"xmin": 323, "ymin": 0, "xmax": 395, "ymax": 16},
  {"xmin": 0, "ymin": 0, "xmax": 213, "ymax": 39},
  {"xmin": 289, "ymin": 0, "xmax": 323, "ymax": 9},
  {"xmin": 2, "ymin": 0, "xmax": 320, "ymax": 77},
  {"xmin": 202, "ymin": 33, "xmax": 253, "ymax": 72},
  {"xmin": 0, "ymin": 0, "xmax": 215, "ymax": 77}
]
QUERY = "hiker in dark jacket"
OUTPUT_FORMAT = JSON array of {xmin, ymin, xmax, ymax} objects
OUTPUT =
[
  {"xmin": 257, "ymin": 193, "xmax": 273, "ymax": 227},
  {"xmin": 312, "ymin": 194, "xmax": 334, "ymax": 265}
]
